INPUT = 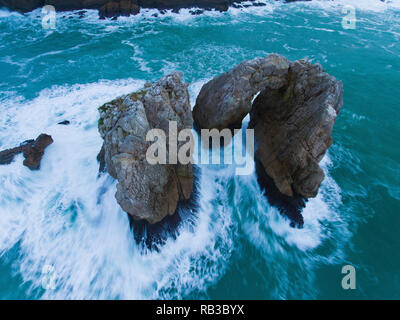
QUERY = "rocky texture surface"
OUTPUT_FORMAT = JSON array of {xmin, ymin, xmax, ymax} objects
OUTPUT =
[
  {"xmin": 0, "ymin": 134, "xmax": 53, "ymax": 170},
  {"xmin": 193, "ymin": 54, "xmax": 343, "ymax": 226},
  {"xmin": 249, "ymin": 60, "xmax": 343, "ymax": 199},
  {"xmin": 255, "ymin": 159, "xmax": 306, "ymax": 228},
  {"xmin": 98, "ymin": 0, "xmax": 139, "ymax": 18},
  {"xmin": 193, "ymin": 54, "xmax": 290, "ymax": 130},
  {"xmin": 130, "ymin": 167, "xmax": 199, "ymax": 249},
  {"xmin": 98, "ymin": 72, "xmax": 194, "ymax": 224}
]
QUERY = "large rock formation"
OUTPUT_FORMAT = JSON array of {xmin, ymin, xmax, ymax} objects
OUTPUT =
[
  {"xmin": 193, "ymin": 54, "xmax": 290, "ymax": 130},
  {"xmin": 0, "ymin": 134, "xmax": 53, "ymax": 170},
  {"xmin": 249, "ymin": 60, "xmax": 343, "ymax": 199},
  {"xmin": 98, "ymin": 72, "xmax": 194, "ymax": 224},
  {"xmin": 193, "ymin": 54, "xmax": 343, "ymax": 225}
]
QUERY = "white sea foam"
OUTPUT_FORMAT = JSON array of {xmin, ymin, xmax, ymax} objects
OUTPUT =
[
  {"xmin": 232, "ymin": 154, "xmax": 349, "ymax": 299},
  {"xmin": 0, "ymin": 79, "xmax": 235, "ymax": 299},
  {"xmin": 0, "ymin": 74, "xmax": 347, "ymax": 300},
  {"xmin": 122, "ymin": 40, "xmax": 152, "ymax": 73},
  {"xmin": 0, "ymin": 0, "xmax": 368, "ymax": 299},
  {"xmin": 8, "ymin": 0, "xmax": 400, "ymax": 27},
  {"xmin": 0, "ymin": 8, "xmax": 23, "ymax": 18},
  {"xmin": 306, "ymin": 0, "xmax": 400, "ymax": 12}
]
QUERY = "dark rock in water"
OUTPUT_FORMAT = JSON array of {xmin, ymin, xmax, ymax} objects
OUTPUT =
[
  {"xmin": 0, "ymin": 134, "xmax": 53, "ymax": 170},
  {"xmin": 58, "ymin": 120, "xmax": 70, "ymax": 125},
  {"xmin": 77, "ymin": 10, "xmax": 86, "ymax": 18},
  {"xmin": 190, "ymin": 9, "xmax": 204, "ymax": 15},
  {"xmin": 99, "ymin": 1, "xmax": 119, "ymax": 19},
  {"xmin": 0, "ymin": 146, "xmax": 25, "ymax": 165},
  {"xmin": 255, "ymin": 159, "xmax": 305, "ymax": 228},
  {"xmin": 98, "ymin": 0, "xmax": 140, "ymax": 19},
  {"xmin": 285, "ymin": 0, "xmax": 312, "ymax": 2},
  {"xmin": 119, "ymin": 0, "xmax": 134, "ymax": 16},
  {"xmin": 215, "ymin": 2, "xmax": 229, "ymax": 12},
  {"xmin": 22, "ymin": 134, "xmax": 54, "ymax": 170},
  {"xmin": 97, "ymin": 144, "xmax": 106, "ymax": 173}
]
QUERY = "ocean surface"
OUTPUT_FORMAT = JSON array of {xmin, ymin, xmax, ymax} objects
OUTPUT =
[{"xmin": 0, "ymin": 0, "xmax": 399, "ymax": 299}]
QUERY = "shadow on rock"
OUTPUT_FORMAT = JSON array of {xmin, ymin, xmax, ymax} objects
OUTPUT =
[
  {"xmin": 255, "ymin": 159, "xmax": 306, "ymax": 228},
  {"xmin": 129, "ymin": 165, "xmax": 200, "ymax": 251}
]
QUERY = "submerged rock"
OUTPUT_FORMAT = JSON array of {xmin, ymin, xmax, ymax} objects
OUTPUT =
[
  {"xmin": 58, "ymin": 120, "xmax": 70, "ymax": 125},
  {"xmin": 193, "ymin": 54, "xmax": 343, "ymax": 226},
  {"xmin": 0, "ymin": 133, "xmax": 53, "ymax": 170},
  {"xmin": 23, "ymin": 134, "xmax": 54, "ymax": 170},
  {"xmin": 98, "ymin": 72, "xmax": 194, "ymax": 224}
]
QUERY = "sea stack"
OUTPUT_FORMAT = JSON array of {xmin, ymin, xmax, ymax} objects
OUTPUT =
[
  {"xmin": 193, "ymin": 54, "xmax": 343, "ymax": 226},
  {"xmin": 249, "ymin": 59, "xmax": 343, "ymax": 199},
  {"xmin": 0, "ymin": 0, "xmax": 250, "ymax": 17},
  {"xmin": 98, "ymin": 72, "xmax": 194, "ymax": 224}
]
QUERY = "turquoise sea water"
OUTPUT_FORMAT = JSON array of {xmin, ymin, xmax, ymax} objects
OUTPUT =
[{"xmin": 0, "ymin": 0, "xmax": 399, "ymax": 299}]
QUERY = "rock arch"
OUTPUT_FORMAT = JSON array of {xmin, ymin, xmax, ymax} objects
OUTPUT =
[{"xmin": 193, "ymin": 54, "xmax": 343, "ymax": 225}]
